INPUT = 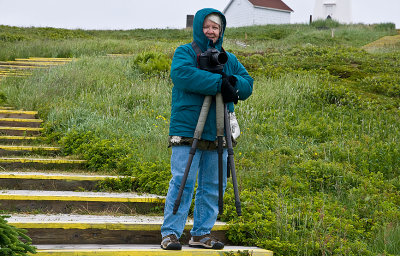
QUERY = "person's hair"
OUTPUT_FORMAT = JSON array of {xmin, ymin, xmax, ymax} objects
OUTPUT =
[{"xmin": 205, "ymin": 13, "xmax": 223, "ymax": 30}]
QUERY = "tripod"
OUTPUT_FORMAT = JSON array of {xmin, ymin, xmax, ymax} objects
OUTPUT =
[{"xmin": 172, "ymin": 93, "xmax": 242, "ymax": 216}]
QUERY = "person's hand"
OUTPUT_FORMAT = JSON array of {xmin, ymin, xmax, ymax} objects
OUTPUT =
[
  {"xmin": 220, "ymin": 73, "xmax": 237, "ymax": 85},
  {"xmin": 227, "ymin": 75, "xmax": 237, "ymax": 87},
  {"xmin": 221, "ymin": 77, "xmax": 238, "ymax": 104}
]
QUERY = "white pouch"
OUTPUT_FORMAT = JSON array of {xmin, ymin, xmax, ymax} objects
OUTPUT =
[{"xmin": 229, "ymin": 112, "xmax": 240, "ymax": 140}]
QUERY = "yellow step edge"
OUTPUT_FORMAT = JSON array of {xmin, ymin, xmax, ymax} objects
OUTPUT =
[
  {"xmin": 0, "ymin": 73, "xmax": 29, "ymax": 75},
  {"xmin": 0, "ymin": 127, "xmax": 43, "ymax": 131},
  {"xmin": 28, "ymin": 57, "xmax": 72, "ymax": 59},
  {"xmin": 1, "ymin": 61, "xmax": 68, "ymax": 65},
  {"xmin": 31, "ymin": 248, "xmax": 272, "ymax": 256},
  {"xmin": 0, "ymin": 74, "xmax": 31, "ymax": 76},
  {"xmin": 0, "ymin": 62, "xmax": 61, "ymax": 66},
  {"xmin": 0, "ymin": 118, "xmax": 42, "ymax": 123},
  {"xmin": 0, "ymin": 135, "xmax": 40, "ymax": 140},
  {"xmin": 0, "ymin": 173, "xmax": 113, "ymax": 181},
  {"xmin": 0, "ymin": 72, "xmax": 32, "ymax": 75},
  {"xmin": 0, "ymin": 65, "xmax": 47, "ymax": 69},
  {"xmin": 0, "ymin": 70, "xmax": 28, "ymax": 73},
  {"xmin": 0, "ymin": 110, "xmax": 38, "ymax": 115},
  {"xmin": 27, "ymin": 57, "xmax": 73, "ymax": 60},
  {"xmin": 14, "ymin": 58, "xmax": 73, "ymax": 62},
  {"xmin": 0, "ymin": 72, "xmax": 31, "ymax": 75},
  {"xmin": 0, "ymin": 145, "xmax": 60, "ymax": 151},
  {"xmin": 0, "ymin": 158, "xmax": 86, "ymax": 164},
  {"xmin": 0, "ymin": 194, "xmax": 164, "ymax": 203},
  {"xmin": 12, "ymin": 222, "xmax": 226, "ymax": 231},
  {"xmin": 0, "ymin": 76, "xmax": 31, "ymax": 78}
]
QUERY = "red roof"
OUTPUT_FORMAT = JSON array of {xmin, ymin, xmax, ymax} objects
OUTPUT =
[{"xmin": 248, "ymin": 0, "xmax": 293, "ymax": 12}]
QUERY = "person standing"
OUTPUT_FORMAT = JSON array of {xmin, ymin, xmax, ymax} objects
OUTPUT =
[{"xmin": 161, "ymin": 8, "xmax": 253, "ymax": 250}]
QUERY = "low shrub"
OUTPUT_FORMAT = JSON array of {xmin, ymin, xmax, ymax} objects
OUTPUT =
[
  {"xmin": 357, "ymin": 74, "xmax": 400, "ymax": 97},
  {"xmin": 96, "ymin": 177, "xmax": 136, "ymax": 192},
  {"xmin": 0, "ymin": 92, "xmax": 7, "ymax": 105},
  {"xmin": 0, "ymin": 216, "xmax": 36, "ymax": 256},
  {"xmin": 311, "ymin": 19, "xmax": 341, "ymax": 29},
  {"xmin": 0, "ymin": 33, "xmax": 29, "ymax": 42},
  {"xmin": 133, "ymin": 52, "xmax": 171, "ymax": 75},
  {"xmin": 373, "ymin": 23, "xmax": 396, "ymax": 31},
  {"xmin": 57, "ymin": 128, "xmax": 171, "ymax": 195}
]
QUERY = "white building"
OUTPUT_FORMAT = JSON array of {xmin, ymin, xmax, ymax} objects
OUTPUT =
[
  {"xmin": 223, "ymin": 0, "xmax": 293, "ymax": 27},
  {"xmin": 313, "ymin": 0, "xmax": 352, "ymax": 23}
]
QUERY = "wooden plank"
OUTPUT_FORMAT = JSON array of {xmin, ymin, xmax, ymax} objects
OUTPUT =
[
  {"xmin": 0, "ymin": 110, "xmax": 38, "ymax": 119},
  {"xmin": 0, "ymin": 172, "xmax": 117, "ymax": 191},
  {"xmin": 0, "ymin": 145, "xmax": 60, "ymax": 156},
  {"xmin": 0, "ymin": 127, "xmax": 43, "ymax": 136},
  {"xmin": 31, "ymin": 246, "xmax": 273, "ymax": 256},
  {"xmin": 23, "ymin": 229, "xmax": 227, "ymax": 245},
  {"xmin": 0, "ymin": 135, "xmax": 42, "ymax": 145},
  {"xmin": 9, "ymin": 215, "xmax": 227, "ymax": 245},
  {"xmin": 0, "ymin": 157, "xmax": 86, "ymax": 170},
  {"xmin": 0, "ymin": 178, "xmax": 99, "ymax": 191},
  {"xmin": 0, "ymin": 200, "xmax": 162, "ymax": 214},
  {"xmin": 0, "ymin": 118, "xmax": 43, "ymax": 128}
]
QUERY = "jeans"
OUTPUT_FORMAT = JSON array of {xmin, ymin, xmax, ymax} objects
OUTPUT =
[{"xmin": 161, "ymin": 145, "xmax": 227, "ymax": 238}]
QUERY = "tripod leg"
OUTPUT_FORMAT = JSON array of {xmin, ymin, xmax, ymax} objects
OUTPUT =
[
  {"xmin": 216, "ymin": 93, "xmax": 225, "ymax": 215},
  {"xmin": 173, "ymin": 96, "xmax": 212, "ymax": 215},
  {"xmin": 217, "ymin": 137, "xmax": 224, "ymax": 215},
  {"xmin": 224, "ymin": 105, "xmax": 242, "ymax": 216},
  {"xmin": 227, "ymin": 156, "xmax": 231, "ymax": 178}
]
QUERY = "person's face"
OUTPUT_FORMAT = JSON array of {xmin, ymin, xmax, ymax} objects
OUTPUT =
[{"xmin": 203, "ymin": 19, "xmax": 220, "ymax": 43}]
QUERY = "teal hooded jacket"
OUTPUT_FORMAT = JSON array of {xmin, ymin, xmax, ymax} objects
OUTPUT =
[{"xmin": 169, "ymin": 8, "xmax": 253, "ymax": 142}]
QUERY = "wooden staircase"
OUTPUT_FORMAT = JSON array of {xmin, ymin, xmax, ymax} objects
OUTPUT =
[
  {"xmin": 0, "ymin": 106, "xmax": 273, "ymax": 255},
  {"xmin": 0, "ymin": 57, "xmax": 72, "ymax": 80}
]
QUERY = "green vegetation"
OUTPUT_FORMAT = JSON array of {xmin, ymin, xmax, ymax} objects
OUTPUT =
[
  {"xmin": 0, "ymin": 216, "xmax": 36, "ymax": 255},
  {"xmin": 0, "ymin": 22, "xmax": 399, "ymax": 255}
]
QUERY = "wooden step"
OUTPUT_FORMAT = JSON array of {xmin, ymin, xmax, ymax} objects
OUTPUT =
[
  {"xmin": 0, "ymin": 118, "xmax": 42, "ymax": 128},
  {"xmin": 0, "ymin": 190, "xmax": 164, "ymax": 214},
  {"xmin": 0, "ymin": 135, "xmax": 42, "ymax": 144},
  {"xmin": 0, "ymin": 109, "xmax": 38, "ymax": 119},
  {"xmin": 0, "ymin": 73, "xmax": 31, "ymax": 78},
  {"xmin": 0, "ymin": 145, "xmax": 60, "ymax": 156},
  {"xmin": 0, "ymin": 157, "xmax": 86, "ymax": 170},
  {"xmin": 0, "ymin": 171, "xmax": 119, "ymax": 191},
  {"xmin": 8, "ymin": 214, "xmax": 227, "ymax": 245},
  {"xmin": 0, "ymin": 61, "xmax": 67, "ymax": 67},
  {"xmin": 0, "ymin": 65, "xmax": 46, "ymax": 70},
  {"xmin": 0, "ymin": 127, "xmax": 43, "ymax": 136},
  {"xmin": 0, "ymin": 106, "xmax": 15, "ymax": 110},
  {"xmin": 15, "ymin": 57, "xmax": 73, "ymax": 63},
  {"xmin": 32, "ymin": 245, "xmax": 273, "ymax": 256}
]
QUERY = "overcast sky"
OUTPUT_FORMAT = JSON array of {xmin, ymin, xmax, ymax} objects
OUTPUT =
[{"xmin": 0, "ymin": 0, "xmax": 399, "ymax": 29}]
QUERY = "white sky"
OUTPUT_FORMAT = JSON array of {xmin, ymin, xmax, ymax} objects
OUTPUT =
[{"xmin": 0, "ymin": 0, "xmax": 399, "ymax": 29}]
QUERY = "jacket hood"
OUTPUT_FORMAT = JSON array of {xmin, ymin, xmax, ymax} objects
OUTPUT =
[{"xmin": 193, "ymin": 8, "xmax": 226, "ymax": 52}]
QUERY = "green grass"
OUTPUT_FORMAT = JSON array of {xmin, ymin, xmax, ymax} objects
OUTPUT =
[
  {"xmin": 1, "ymin": 22, "xmax": 399, "ymax": 255},
  {"xmin": 371, "ymin": 223, "xmax": 400, "ymax": 255}
]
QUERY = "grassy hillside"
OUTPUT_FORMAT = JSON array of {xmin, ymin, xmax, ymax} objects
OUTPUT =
[{"xmin": 1, "ymin": 21, "xmax": 399, "ymax": 255}]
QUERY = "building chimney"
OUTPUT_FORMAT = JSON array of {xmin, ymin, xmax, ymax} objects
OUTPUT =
[{"xmin": 186, "ymin": 15, "xmax": 194, "ymax": 28}]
